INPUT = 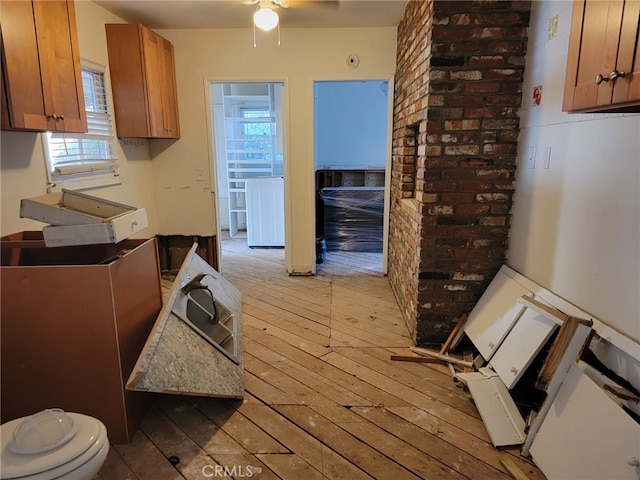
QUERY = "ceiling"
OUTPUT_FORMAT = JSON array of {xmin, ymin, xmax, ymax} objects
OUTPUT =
[{"xmin": 95, "ymin": 0, "xmax": 407, "ymax": 30}]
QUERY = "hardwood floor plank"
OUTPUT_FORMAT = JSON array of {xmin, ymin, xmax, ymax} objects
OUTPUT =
[
  {"xmin": 365, "ymin": 347, "xmax": 464, "ymax": 393},
  {"xmin": 240, "ymin": 287, "xmax": 331, "ymax": 327},
  {"xmin": 208, "ymin": 454, "xmax": 281, "ymax": 480},
  {"xmin": 328, "ymin": 328, "xmax": 380, "ymax": 348},
  {"xmin": 329, "ymin": 303, "xmax": 411, "ymax": 338},
  {"xmin": 385, "ymin": 405, "xmax": 547, "ymax": 479},
  {"xmin": 332, "ymin": 418, "xmax": 467, "ymax": 479},
  {"xmin": 304, "ymin": 401, "xmax": 469, "ymax": 479},
  {"xmin": 113, "ymin": 430, "xmax": 184, "ymax": 480},
  {"xmin": 238, "ymin": 395, "xmax": 372, "ymax": 479},
  {"xmin": 241, "ymin": 294, "xmax": 332, "ymax": 333},
  {"xmin": 193, "ymin": 397, "xmax": 290, "ymax": 455},
  {"xmin": 94, "ymin": 447, "xmax": 139, "ymax": 480},
  {"xmin": 255, "ymin": 454, "xmax": 325, "ymax": 480},
  {"xmin": 139, "ymin": 407, "xmax": 217, "ymax": 480},
  {"xmin": 332, "ymin": 346, "xmax": 480, "ymax": 417},
  {"xmin": 156, "ymin": 396, "xmax": 248, "ymax": 455},
  {"xmin": 243, "ymin": 299, "xmax": 331, "ymax": 339},
  {"xmin": 329, "ymin": 315, "xmax": 413, "ymax": 347},
  {"xmin": 321, "ymin": 350, "xmax": 491, "ymax": 442},
  {"xmin": 245, "ymin": 370, "xmax": 303, "ymax": 406},
  {"xmin": 274, "ymin": 405, "xmax": 422, "ymax": 480},
  {"xmin": 95, "ymin": 240, "xmax": 545, "ymax": 480},
  {"xmin": 244, "ymin": 313, "xmax": 330, "ymax": 357},
  {"xmin": 225, "ymin": 269, "xmax": 332, "ymax": 307},
  {"xmin": 351, "ymin": 406, "xmax": 512, "ymax": 479},
  {"xmin": 244, "ymin": 334, "xmax": 374, "ymax": 407},
  {"xmin": 244, "ymin": 325, "xmax": 411, "ymax": 407},
  {"xmin": 229, "ymin": 274, "xmax": 332, "ymax": 315}
]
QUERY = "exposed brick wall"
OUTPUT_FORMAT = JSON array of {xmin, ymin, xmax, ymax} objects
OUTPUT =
[{"xmin": 389, "ymin": 0, "xmax": 530, "ymax": 346}]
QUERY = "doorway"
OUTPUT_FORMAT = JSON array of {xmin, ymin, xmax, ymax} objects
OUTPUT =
[
  {"xmin": 313, "ymin": 80, "xmax": 390, "ymax": 275},
  {"xmin": 209, "ymin": 82, "xmax": 285, "ymax": 268}
]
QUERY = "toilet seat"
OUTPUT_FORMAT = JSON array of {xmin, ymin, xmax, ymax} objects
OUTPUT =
[{"xmin": 0, "ymin": 413, "xmax": 108, "ymax": 480}]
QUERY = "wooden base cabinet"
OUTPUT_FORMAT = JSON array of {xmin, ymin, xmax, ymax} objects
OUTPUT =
[{"xmin": 0, "ymin": 233, "xmax": 162, "ymax": 444}]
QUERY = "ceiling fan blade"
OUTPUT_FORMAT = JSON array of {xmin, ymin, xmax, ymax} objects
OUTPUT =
[
  {"xmin": 287, "ymin": 0, "xmax": 339, "ymax": 9},
  {"xmin": 242, "ymin": 0, "xmax": 260, "ymax": 5}
]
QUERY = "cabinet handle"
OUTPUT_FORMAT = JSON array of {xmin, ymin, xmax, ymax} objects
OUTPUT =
[
  {"xmin": 610, "ymin": 69, "xmax": 626, "ymax": 81},
  {"xmin": 47, "ymin": 114, "xmax": 65, "ymax": 121},
  {"xmin": 595, "ymin": 73, "xmax": 609, "ymax": 84}
]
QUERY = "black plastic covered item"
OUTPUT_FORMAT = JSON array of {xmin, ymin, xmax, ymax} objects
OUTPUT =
[{"xmin": 320, "ymin": 187, "xmax": 384, "ymax": 252}]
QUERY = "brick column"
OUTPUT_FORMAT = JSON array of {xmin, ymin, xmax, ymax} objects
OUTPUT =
[{"xmin": 389, "ymin": 0, "xmax": 530, "ymax": 346}]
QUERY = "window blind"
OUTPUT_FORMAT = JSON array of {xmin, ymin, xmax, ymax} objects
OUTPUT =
[{"xmin": 46, "ymin": 66, "xmax": 118, "ymax": 179}]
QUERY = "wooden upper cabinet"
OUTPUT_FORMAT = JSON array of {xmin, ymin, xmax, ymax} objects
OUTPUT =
[
  {"xmin": 563, "ymin": 0, "xmax": 640, "ymax": 112},
  {"xmin": 105, "ymin": 24, "xmax": 180, "ymax": 139},
  {"xmin": 0, "ymin": 1, "xmax": 87, "ymax": 132}
]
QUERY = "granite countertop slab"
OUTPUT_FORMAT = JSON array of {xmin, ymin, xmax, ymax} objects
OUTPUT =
[{"xmin": 127, "ymin": 244, "xmax": 244, "ymax": 397}]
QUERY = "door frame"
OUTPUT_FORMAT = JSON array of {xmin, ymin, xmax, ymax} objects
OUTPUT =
[
  {"xmin": 312, "ymin": 76, "xmax": 395, "ymax": 275},
  {"xmin": 203, "ymin": 77, "xmax": 290, "ymax": 273}
]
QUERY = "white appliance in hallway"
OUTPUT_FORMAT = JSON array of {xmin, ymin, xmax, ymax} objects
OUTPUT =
[{"xmin": 245, "ymin": 176, "xmax": 284, "ymax": 247}]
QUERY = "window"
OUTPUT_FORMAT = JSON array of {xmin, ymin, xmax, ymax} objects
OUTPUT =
[
  {"xmin": 241, "ymin": 108, "xmax": 272, "ymax": 161},
  {"xmin": 42, "ymin": 61, "xmax": 120, "ymax": 190}
]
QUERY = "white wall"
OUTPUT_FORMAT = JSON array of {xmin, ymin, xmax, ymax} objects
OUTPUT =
[
  {"xmin": 510, "ymin": 1, "xmax": 640, "ymax": 341},
  {"xmin": 314, "ymin": 80, "xmax": 389, "ymax": 170},
  {"xmin": 151, "ymin": 27, "xmax": 397, "ymax": 274},
  {"xmin": 0, "ymin": 2, "xmax": 158, "ymax": 238}
]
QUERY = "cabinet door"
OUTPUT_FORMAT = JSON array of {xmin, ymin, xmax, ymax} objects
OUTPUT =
[
  {"xmin": 141, "ymin": 28, "xmax": 165, "ymax": 138},
  {"xmin": 564, "ymin": 0, "xmax": 640, "ymax": 112},
  {"xmin": 611, "ymin": 1, "xmax": 640, "ymax": 105},
  {"xmin": 142, "ymin": 28, "xmax": 180, "ymax": 139},
  {"xmin": 463, "ymin": 267, "xmax": 533, "ymax": 360},
  {"xmin": 0, "ymin": 0, "xmax": 48, "ymax": 130},
  {"xmin": 531, "ymin": 363, "xmax": 640, "ymax": 479},
  {"xmin": 105, "ymin": 23, "xmax": 150, "ymax": 138},
  {"xmin": 32, "ymin": 0, "xmax": 86, "ymax": 133},
  {"xmin": 0, "ymin": 1, "xmax": 86, "ymax": 132},
  {"xmin": 159, "ymin": 38, "xmax": 180, "ymax": 138}
]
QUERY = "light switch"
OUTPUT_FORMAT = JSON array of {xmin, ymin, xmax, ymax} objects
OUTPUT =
[
  {"xmin": 196, "ymin": 168, "xmax": 205, "ymax": 181},
  {"xmin": 542, "ymin": 147, "xmax": 551, "ymax": 169},
  {"xmin": 526, "ymin": 147, "xmax": 536, "ymax": 169}
]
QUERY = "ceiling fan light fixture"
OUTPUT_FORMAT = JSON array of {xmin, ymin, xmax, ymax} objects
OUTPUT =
[{"xmin": 254, "ymin": 7, "xmax": 279, "ymax": 31}]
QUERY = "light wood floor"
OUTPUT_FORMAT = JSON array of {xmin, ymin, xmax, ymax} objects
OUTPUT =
[{"xmin": 95, "ymin": 239, "xmax": 545, "ymax": 480}]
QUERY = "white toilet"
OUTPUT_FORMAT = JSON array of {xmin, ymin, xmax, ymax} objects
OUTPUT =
[{"xmin": 0, "ymin": 409, "xmax": 109, "ymax": 480}]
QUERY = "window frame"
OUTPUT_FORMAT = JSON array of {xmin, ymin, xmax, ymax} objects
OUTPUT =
[{"xmin": 42, "ymin": 59, "xmax": 121, "ymax": 191}]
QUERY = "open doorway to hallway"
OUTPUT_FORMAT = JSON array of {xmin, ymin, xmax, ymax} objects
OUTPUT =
[
  {"xmin": 313, "ymin": 80, "xmax": 390, "ymax": 275},
  {"xmin": 209, "ymin": 82, "xmax": 285, "ymax": 268}
]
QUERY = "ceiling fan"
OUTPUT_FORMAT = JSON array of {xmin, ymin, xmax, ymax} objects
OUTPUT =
[
  {"xmin": 243, "ymin": 0, "xmax": 286, "ymax": 31},
  {"xmin": 243, "ymin": 0, "xmax": 339, "ymax": 31}
]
